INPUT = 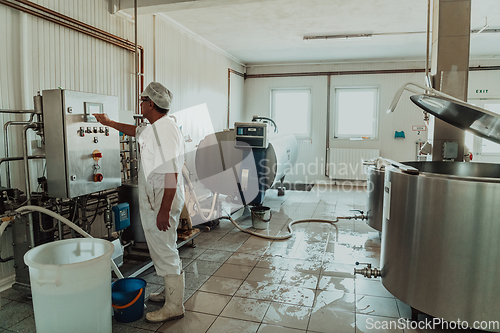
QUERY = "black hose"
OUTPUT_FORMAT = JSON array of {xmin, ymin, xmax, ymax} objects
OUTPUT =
[
  {"xmin": 252, "ymin": 116, "xmax": 278, "ymax": 133},
  {"xmin": 0, "ymin": 255, "xmax": 14, "ymax": 263}
]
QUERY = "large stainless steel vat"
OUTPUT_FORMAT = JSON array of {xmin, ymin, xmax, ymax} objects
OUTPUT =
[
  {"xmin": 366, "ymin": 165, "xmax": 384, "ymax": 232},
  {"xmin": 381, "ymin": 161, "xmax": 500, "ymax": 329}
]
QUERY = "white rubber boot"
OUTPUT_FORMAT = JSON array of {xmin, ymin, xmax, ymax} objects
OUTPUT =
[
  {"xmin": 148, "ymin": 289, "xmax": 165, "ymax": 303},
  {"xmin": 145, "ymin": 272, "xmax": 185, "ymax": 322}
]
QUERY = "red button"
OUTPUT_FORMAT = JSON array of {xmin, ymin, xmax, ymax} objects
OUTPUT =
[{"xmin": 94, "ymin": 173, "xmax": 104, "ymax": 182}]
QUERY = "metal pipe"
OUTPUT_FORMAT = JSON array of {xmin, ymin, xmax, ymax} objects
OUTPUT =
[
  {"xmin": 105, "ymin": 197, "xmax": 112, "ymax": 238},
  {"xmin": 227, "ymin": 69, "xmax": 231, "ymax": 129},
  {"xmin": 3, "ymin": 117, "xmax": 37, "ymax": 187},
  {"xmin": 229, "ymin": 69, "xmax": 245, "ymax": 78},
  {"xmin": 134, "ymin": 0, "xmax": 138, "ymax": 116},
  {"xmin": 0, "ymin": 154, "xmax": 46, "ymax": 189},
  {"xmin": 245, "ymin": 66, "xmax": 500, "ymax": 80},
  {"xmin": 425, "ymin": 0, "xmax": 431, "ymax": 81},
  {"xmin": 22, "ymin": 124, "xmax": 37, "ymax": 202},
  {"xmin": 325, "ymin": 75, "xmax": 331, "ymax": 177},
  {"xmin": 0, "ymin": 0, "xmax": 145, "ymax": 81},
  {"xmin": 471, "ymin": 13, "xmax": 500, "ymax": 40},
  {"xmin": 246, "ymin": 68, "xmax": 426, "ymax": 79},
  {"xmin": 15, "ymin": 205, "xmax": 124, "ymax": 279},
  {"xmin": 56, "ymin": 203, "xmax": 63, "ymax": 240},
  {"xmin": 140, "ymin": 45, "xmax": 144, "ymax": 93},
  {"xmin": 128, "ymin": 135, "xmax": 138, "ymax": 180},
  {"xmin": 0, "ymin": 155, "xmax": 46, "ymax": 165},
  {"xmin": 14, "ymin": 0, "xmax": 137, "ymax": 47},
  {"xmin": 0, "ymin": 0, "xmax": 134, "ymax": 51},
  {"xmin": 0, "ymin": 109, "xmax": 37, "ymax": 114}
]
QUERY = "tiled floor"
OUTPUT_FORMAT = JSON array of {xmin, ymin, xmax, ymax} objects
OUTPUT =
[{"xmin": 0, "ymin": 185, "xmax": 468, "ymax": 332}]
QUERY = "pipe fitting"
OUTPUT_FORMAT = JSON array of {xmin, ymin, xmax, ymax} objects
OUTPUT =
[{"xmin": 354, "ymin": 262, "xmax": 381, "ymax": 278}]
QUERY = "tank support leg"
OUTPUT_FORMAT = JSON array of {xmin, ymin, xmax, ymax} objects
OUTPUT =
[{"xmin": 411, "ymin": 307, "xmax": 422, "ymax": 321}]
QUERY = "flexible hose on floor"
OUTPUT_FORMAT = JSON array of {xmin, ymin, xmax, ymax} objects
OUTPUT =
[
  {"xmin": 15, "ymin": 206, "xmax": 124, "ymax": 279},
  {"xmin": 221, "ymin": 214, "xmax": 361, "ymax": 241}
]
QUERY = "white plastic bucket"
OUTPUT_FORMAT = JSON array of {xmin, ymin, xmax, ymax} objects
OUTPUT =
[{"xmin": 24, "ymin": 238, "xmax": 114, "ymax": 333}]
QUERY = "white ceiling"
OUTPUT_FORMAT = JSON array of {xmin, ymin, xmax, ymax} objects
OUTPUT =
[{"xmin": 120, "ymin": 0, "xmax": 500, "ymax": 65}]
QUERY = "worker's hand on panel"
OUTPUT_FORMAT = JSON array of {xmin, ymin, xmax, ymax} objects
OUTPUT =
[
  {"xmin": 156, "ymin": 211, "xmax": 171, "ymax": 231},
  {"xmin": 93, "ymin": 113, "xmax": 112, "ymax": 126}
]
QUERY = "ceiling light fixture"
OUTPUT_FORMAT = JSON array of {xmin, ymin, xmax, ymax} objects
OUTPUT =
[{"xmin": 303, "ymin": 34, "xmax": 373, "ymax": 41}]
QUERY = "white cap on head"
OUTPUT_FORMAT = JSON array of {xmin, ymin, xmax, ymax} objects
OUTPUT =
[{"xmin": 140, "ymin": 82, "xmax": 173, "ymax": 110}]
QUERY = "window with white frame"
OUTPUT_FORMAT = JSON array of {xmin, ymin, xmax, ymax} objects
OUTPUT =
[
  {"xmin": 271, "ymin": 89, "xmax": 311, "ymax": 138},
  {"xmin": 334, "ymin": 87, "xmax": 378, "ymax": 138}
]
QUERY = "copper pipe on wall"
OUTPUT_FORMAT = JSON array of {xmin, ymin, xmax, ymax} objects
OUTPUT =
[
  {"xmin": 246, "ymin": 66, "xmax": 500, "ymax": 80},
  {"xmin": 247, "ymin": 68, "xmax": 426, "ymax": 79},
  {"xmin": 227, "ymin": 69, "xmax": 231, "ymax": 129},
  {"xmin": 1, "ymin": 0, "xmax": 134, "ymax": 50},
  {"xmin": 14, "ymin": 0, "xmax": 136, "ymax": 47},
  {"xmin": 135, "ymin": 0, "xmax": 138, "ymax": 116},
  {"xmin": 229, "ymin": 69, "xmax": 245, "ymax": 78},
  {"xmin": 469, "ymin": 66, "xmax": 500, "ymax": 71},
  {"xmin": 0, "ymin": 0, "xmax": 145, "ymax": 92}
]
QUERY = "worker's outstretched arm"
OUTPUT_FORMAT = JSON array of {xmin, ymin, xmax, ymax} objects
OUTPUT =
[
  {"xmin": 93, "ymin": 113, "xmax": 137, "ymax": 137},
  {"xmin": 156, "ymin": 173, "xmax": 178, "ymax": 231}
]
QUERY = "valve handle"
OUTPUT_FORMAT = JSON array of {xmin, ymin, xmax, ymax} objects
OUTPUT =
[{"xmin": 355, "ymin": 262, "xmax": 372, "ymax": 267}]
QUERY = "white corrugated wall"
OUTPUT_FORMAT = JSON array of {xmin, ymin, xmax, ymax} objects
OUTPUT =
[
  {"xmin": 0, "ymin": 0, "xmax": 136, "ymax": 286},
  {"xmin": 0, "ymin": 2, "xmax": 245, "ymax": 287},
  {"xmin": 137, "ymin": 14, "xmax": 245, "ymax": 131}
]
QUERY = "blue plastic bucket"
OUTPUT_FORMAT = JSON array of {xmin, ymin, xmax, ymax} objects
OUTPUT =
[{"xmin": 112, "ymin": 277, "xmax": 147, "ymax": 323}]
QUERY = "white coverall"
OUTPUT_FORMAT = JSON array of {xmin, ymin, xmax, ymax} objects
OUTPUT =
[{"xmin": 136, "ymin": 115, "xmax": 185, "ymax": 276}]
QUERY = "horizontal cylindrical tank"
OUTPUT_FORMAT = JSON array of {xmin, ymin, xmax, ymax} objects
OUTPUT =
[
  {"xmin": 381, "ymin": 162, "xmax": 500, "ymax": 330},
  {"xmin": 195, "ymin": 129, "xmax": 298, "ymax": 196}
]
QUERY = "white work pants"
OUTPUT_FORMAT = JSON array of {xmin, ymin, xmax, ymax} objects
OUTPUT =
[{"xmin": 138, "ymin": 173, "xmax": 183, "ymax": 276}]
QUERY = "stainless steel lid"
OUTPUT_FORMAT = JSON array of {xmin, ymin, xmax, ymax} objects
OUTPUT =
[{"xmin": 410, "ymin": 94, "xmax": 500, "ymax": 145}]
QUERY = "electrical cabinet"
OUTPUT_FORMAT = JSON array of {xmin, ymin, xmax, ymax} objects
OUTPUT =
[
  {"xmin": 42, "ymin": 89, "xmax": 121, "ymax": 198},
  {"xmin": 234, "ymin": 122, "xmax": 268, "ymax": 148}
]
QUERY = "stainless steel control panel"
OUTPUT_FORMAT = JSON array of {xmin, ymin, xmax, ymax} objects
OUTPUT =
[{"xmin": 42, "ymin": 89, "xmax": 121, "ymax": 198}]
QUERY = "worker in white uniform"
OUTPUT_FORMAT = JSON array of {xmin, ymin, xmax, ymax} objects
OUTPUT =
[{"xmin": 94, "ymin": 82, "xmax": 185, "ymax": 323}]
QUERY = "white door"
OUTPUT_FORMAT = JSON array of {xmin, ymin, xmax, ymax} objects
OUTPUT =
[{"xmin": 466, "ymin": 99, "xmax": 500, "ymax": 163}]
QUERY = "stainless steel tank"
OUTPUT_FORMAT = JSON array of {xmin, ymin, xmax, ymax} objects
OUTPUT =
[
  {"xmin": 195, "ymin": 129, "xmax": 298, "ymax": 196},
  {"xmin": 366, "ymin": 165, "xmax": 384, "ymax": 232},
  {"xmin": 118, "ymin": 181, "xmax": 145, "ymax": 243},
  {"xmin": 381, "ymin": 161, "xmax": 500, "ymax": 329}
]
